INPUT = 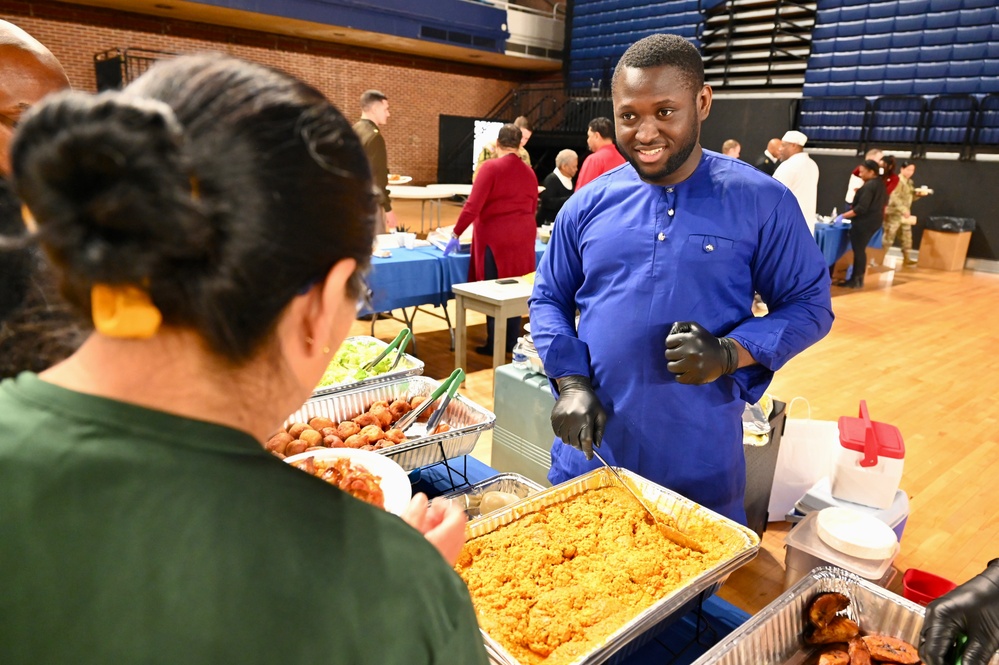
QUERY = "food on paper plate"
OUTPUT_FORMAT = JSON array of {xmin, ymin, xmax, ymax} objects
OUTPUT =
[
  {"xmin": 455, "ymin": 485, "xmax": 741, "ymax": 665},
  {"xmin": 316, "ymin": 338, "xmax": 414, "ymax": 388},
  {"xmin": 290, "ymin": 455, "xmax": 385, "ymax": 509}
]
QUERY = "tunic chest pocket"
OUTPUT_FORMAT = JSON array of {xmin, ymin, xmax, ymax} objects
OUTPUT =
[{"xmin": 681, "ymin": 234, "xmax": 735, "ymax": 261}]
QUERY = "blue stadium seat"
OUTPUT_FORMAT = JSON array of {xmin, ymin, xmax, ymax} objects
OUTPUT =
[
  {"xmin": 983, "ymin": 77, "xmax": 999, "ymax": 94},
  {"xmin": 922, "ymin": 27, "xmax": 960, "ymax": 45},
  {"xmin": 912, "ymin": 79, "xmax": 948, "ymax": 95},
  {"xmin": 884, "ymin": 79, "xmax": 916, "ymax": 95},
  {"xmin": 838, "ymin": 4, "xmax": 868, "ymax": 21},
  {"xmin": 896, "ymin": 0, "xmax": 931, "ymax": 14},
  {"xmin": 944, "ymin": 77, "xmax": 981, "ymax": 94},
  {"xmin": 916, "ymin": 62, "xmax": 950, "ymax": 82},
  {"xmin": 929, "ymin": 0, "xmax": 962, "ymax": 9},
  {"xmin": 828, "ymin": 67, "xmax": 856, "ymax": 82},
  {"xmin": 870, "ymin": 97, "xmax": 925, "ymax": 144},
  {"xmin": 957, "ymin": 25, "xmax": 991, "ymax": 42},
  {"xmin": 805, "ymin": 68, "xmax": 832, "ymax": 84},
  {"xmin": 925, "ymin": 11, "xmax": 960, "ymax": 29},
  {"xmin": 891, "ymin": 31, "xmax": 924, "ymax": 47},
  {"xmin": 950, "ymin": 61, "xmax": 984, "ymax": 78},
  {"xmin": 836, "ymin": 35, "xmax": 864, "ymax": 51},
  {"xmin": 925, "ymin": 95, "xmax": 977, "ymax": 145},
  {"xmin": 888, "ymin": 48, "xmax": 920, "ymax": 64},
  {"xmin": 886, "ymin": 63, "xmax": 918, "ymax": 80},
  {"xmin": 812, "ymin": 24, "xmax": 836, "ymax": 40},
  {"xmin": 959, "ymin": 7, "xmax": 995, "ymax": 25},
  {"xmin": 863, "ymin": 34, "xmax": 893, "ymax": 50},
  {"xmin": 803, "ymin": 82, "xmax": 831, "ymax": 97},
  {"xmin": 815, "ymin": 7, "xmax": 840, "ymax": 23},
  {"xmin": 866, "ymin": 17, "xmax": 896, "ymax": 34},
  {"xmin": 835, "ymin": 20, "xmax": 866, "ymax": 37},
  {"xmin": 855, "ymin": 81, "xmax": 883, "ymax": 97},
  {"xmin": 838, "ymin": 0, "xmax": 870, "ymax": 6},
  {"xmin": 894, "ymin": 14, "xmax": 926, "ymax": 31},
  {"xmin": 985, "ymin": 61, "xmax": 999, "ymax": 76},
  {"xmin": 988, "ymin": 42, "xmax": 999, "ymax": 58},
  {"xmin": 860, "ymin": 48, "xmax": 891, "ymax": 65},
  {"xmin": 868, "ymin": 1, "xmax": 899, "ymax": 19},
  {"xmin": 976, "ymin": 94, "xmax": 999, "ymax": 145},
  {"xmin": 826, "ymin": 81, "xmax": 857, "ymax": 96},
  {"xmin": 962, "ymin": 0, "xmax": 993, "ymax": 7},
  {"xmin": 920, "ymin": 44, "xmax": 953, "ymax": 62},
  {"xmin": 809, "ymin": 52, "xmax": 835, "ymax": 69},
  {"xmin": 831, "ymin": 51, "xmax": 861, "ymax": 67},
  {"xmin": 811, "ymin": 38, "xmax": 836, "ymax": 54},
  {"xmin": 952, "ymin": 42, "xmax": 989, "ymax": 60},
  {"xmin": 859, "ymin": 65, "xmax": 888, "ymax": 81}
]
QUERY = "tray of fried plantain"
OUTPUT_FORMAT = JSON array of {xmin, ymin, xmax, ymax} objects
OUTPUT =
[
  {"xmin": 457, "ymin": 466, "xmax": 760, "ymax": 665},
  {"xmin": 690, "ymin": 566, "xmax": 999, "ymax": 665}
]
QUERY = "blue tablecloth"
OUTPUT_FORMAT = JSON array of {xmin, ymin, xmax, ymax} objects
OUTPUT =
[
  {"xmin": 813, "ymin": 222, "xmax": 884, "ymax": 267},
  {"xmin": 414, "ymin": 456, "xmax": 751, "ymax": 664},
  {"xmin": 362, "ymin": 241, "xmax": 547, "ymax": 315}
]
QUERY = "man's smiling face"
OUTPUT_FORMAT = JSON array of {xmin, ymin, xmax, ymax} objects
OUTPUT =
[{"xmin": 613, "ymin": 64, "xmax": 711, "ymax": 186}]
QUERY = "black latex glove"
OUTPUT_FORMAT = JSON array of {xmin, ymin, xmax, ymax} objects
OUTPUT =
[
  {"xmin": 550, "ymin": 375, "xmax": 606, "ymax": 461},
  {"xmin": 920, "ymin": 561, "xmax": 999, "ymax": 665},
  {"xmin": 665, "ymin": 321, "xmax": 740, "ymax": 384}
]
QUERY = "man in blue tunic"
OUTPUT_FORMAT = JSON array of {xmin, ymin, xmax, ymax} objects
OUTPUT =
[{"xmin": 528, "ymin": 34, "xmax": 834, "ymax": 523}]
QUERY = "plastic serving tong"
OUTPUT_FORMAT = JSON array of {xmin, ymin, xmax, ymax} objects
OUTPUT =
[
  {"xmin": 393, "ymin": 368, "xmax": 464, "ymax": 435},
  {"xmin": 592, "ymin": 449, "xmax": 706, "ymax": 553},
  {"xmin": 362, "ymin": 328, "xmax": 412, "ymax": 373}
]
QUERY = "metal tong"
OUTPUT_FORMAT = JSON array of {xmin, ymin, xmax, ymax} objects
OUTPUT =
[
  {"xmin": 394, "ymin": 368, "xmax": 465, "ymax": 435},
  {"xmin": 361, "ymin": 328, "xmax": 412, "ymax": 373},
  {"xmin": 591, "ymin": 449, "xmax": 706, "ymax": 553}
]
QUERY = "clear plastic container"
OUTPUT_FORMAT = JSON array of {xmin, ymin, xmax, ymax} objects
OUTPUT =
[{"xmin": 511, "ymin": 337, "xmax": 529, "ymax": 370}]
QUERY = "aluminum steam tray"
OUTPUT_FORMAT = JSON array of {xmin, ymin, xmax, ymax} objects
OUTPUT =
[
  {"xmin": 691, "ymin": 566, "xmax": 999, "ymax": 665},
  {"xmin": 311, "ymin": 335, "xmax": 423, "ymax": 397},
  {"xmin": 442, "ymin": 473, "xmax": 546, "ymax": 521},
  {"xmin": 288, "ymin": 375, "xmax": 495, "ymax": 472},
  {"xmin": 463, "ymin": 466, "xmax": 761, "ymax": 665}
]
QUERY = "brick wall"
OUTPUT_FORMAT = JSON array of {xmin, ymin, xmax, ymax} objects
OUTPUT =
[{"xmin": 1, "ymin": 1, "xmax": 532, "ymax": 182}]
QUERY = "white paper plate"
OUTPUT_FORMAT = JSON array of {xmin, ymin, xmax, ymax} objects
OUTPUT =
[
  {"xmin": 284, "ymin": 448, "xmax": 412, "ymax": 515},
  {"xmin": 816, "ymin": 506, "xmax": 897, "ymax": 560}
]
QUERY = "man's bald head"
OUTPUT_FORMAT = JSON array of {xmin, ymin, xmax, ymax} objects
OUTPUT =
[{"xmin": 0, "ymin": 19, "xmax": 70, "ymax": 176}]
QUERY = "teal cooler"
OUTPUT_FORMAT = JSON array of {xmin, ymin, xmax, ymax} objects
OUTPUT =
[
  {"xmin": 787, "ymin": 477, "xmax": 910, "ymax": 543},
  {"xmin": 491, "ymin": 364, "xmax": 556, "ymax": 487}
]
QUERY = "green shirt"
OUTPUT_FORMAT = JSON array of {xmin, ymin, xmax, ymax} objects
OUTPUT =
[{"xmin": 0, "ymin": 373, "xmax": 487, "ymax": 665}]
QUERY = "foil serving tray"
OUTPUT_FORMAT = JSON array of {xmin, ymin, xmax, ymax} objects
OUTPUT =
[{"xmin": 463, "ymin": 466, "xmax": 760, "ymax": 665}]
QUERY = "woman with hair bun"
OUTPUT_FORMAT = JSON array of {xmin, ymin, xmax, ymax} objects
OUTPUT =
[{"xmin": 0, "ymin": 55, "xmax": 487, "ymax": 664}]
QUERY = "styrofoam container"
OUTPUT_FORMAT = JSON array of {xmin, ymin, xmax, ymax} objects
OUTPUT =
[
  {"xmin": 783, "ymin": 510, "xmax": 898, "ymax": 591},
  {"xmin": 831, "ymin": 448, "xmax": 904, "ymax": 509}
]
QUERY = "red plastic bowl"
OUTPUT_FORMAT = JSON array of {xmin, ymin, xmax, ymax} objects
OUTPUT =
[{"xmin": 903, "ymin": 568, "xmax": 958, "ymax": 606}]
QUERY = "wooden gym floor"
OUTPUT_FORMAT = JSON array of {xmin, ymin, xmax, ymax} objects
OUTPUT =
[{"xmin": 354, "ymin": 198, "xmax": 999, "ymax": 615}]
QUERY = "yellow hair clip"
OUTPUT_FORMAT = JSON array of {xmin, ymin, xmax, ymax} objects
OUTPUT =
[
  {"xmin": 91, "ymin": 284, "xmax": 162, "ymax": 339},
  {"xmin": 21, "ymin": 205, "xmax": 37, "ymax": 233}
]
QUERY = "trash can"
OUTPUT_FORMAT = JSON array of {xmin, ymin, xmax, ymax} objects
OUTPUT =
[{"xmin": 918, "ymin": 217, "xmax": 975, "ymax": 271}]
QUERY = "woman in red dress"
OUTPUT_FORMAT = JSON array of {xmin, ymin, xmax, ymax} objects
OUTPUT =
[{"xmin": 445, "ymin": 123, "xmax": 538, "ymax": 354}]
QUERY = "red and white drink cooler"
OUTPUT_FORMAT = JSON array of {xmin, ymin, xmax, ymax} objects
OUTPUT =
[{"xmin": 831, "ymin": 401, "xmax": 905, "ymax": 510}]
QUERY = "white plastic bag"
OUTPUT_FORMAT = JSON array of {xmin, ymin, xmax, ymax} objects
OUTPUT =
[{"xmin": 767, "ymin": 398, "xmax": 840, "ymax": 521}]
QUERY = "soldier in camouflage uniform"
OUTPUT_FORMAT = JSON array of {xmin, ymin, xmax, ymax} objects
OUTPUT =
[{"xmin": 882, "ymin": 160, "xmax": 927, "ymax": 266}]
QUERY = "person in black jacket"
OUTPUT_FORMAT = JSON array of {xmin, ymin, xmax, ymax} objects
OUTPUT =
[
  {"xmin": 833, "ymin": 159, "xmax": 887, "ymax": 288},
  {"xmin": 754, "ymin": 138, "xmax": 782, "ymax": 176},
  {"xmin": 536, "ymin": 149, "xmax": 578, "ymax": 226}
]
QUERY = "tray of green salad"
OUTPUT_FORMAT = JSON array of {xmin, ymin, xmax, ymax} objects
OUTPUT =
[{"xmin": 312, "ymin": 335, "xmax": 423, "ymax": 397}]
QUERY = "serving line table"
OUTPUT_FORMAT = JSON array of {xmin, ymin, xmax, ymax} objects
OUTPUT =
[
  {"xmin": 414, "ymin": 456, "xmax": 752, "ymax": 665},
  {"xmin": 452, "ymin": 277, "xmax": 534, "ymax": 373},
  {"xmin": 813, "ymin": 221, "xmax": 884, "ymax": 267}
]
